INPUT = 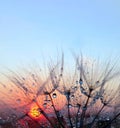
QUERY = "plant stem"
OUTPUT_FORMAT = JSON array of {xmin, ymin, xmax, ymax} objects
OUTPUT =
[
  {"xmin": 67, "ymin": 97, "xmax": 73, "ymax": 128},
  {"xmin": 49, "ymin": 94, "xmax": 65, "ymax": 128},
  {"xmin": 89, "ymin": 104, "xmax": 105, "ymax": 128},
  {"xmin": 76, "ymin": 104, "xmax": 81, "ymax": 128},
  {"xmin": 79, "ymin": 90, "xmax": 92, "ymax": 128},
  {"xmin": 102, "ymin": 112, "xmax": 120, "ymax": 128},
  {"xmin": 35, "ymin": 101, "xmax": 56, "ymax": 128}
]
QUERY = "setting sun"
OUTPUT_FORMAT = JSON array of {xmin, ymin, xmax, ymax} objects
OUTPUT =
[{"xmin": 28, "ymin": 105, "xmax": 41, "ymax": 120}]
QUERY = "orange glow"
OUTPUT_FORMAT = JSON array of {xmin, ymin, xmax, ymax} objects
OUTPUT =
[{"xmin": 28, "ymin": 104, "xmax": 41, "ymax": 120}]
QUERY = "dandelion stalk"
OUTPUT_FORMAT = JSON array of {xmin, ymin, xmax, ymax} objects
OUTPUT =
[
  {"xmin": 48, "ymin": 93, "xmax": 65, "ymax": 128},
  {"xmin": 35, "ymin": 100, "xmax": 55, "ymax": 128},
  {"xmin": 76, "ymin": 104, "xmax": 81, "ymax": 128},
  {"xmin": 89, "ymin": 104, "xmax": 106, "ymax": 128},
  {"xmin": 102, "ymin": 112, "xmax": 120, "ymax": 128},
  {"xmin": 67, "ymin": 97, "xmax": 73, "ymax": 128},
  {"xmin": 0, "ymin": 54, "xmax": 120, "ymax": 127},
  {"xmin": 79, "ymin": 88, "xmax": 93, "ymax": 128}
]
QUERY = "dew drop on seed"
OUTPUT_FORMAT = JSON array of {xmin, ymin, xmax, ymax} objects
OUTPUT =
[
  {"xmin": 72, "ymin": 86, "xmax": 77, "ymax": 90},
  {"xmin": 96, "ymin": 81, "xmax": 99, "ymax": 83},
  {"xmin": 71, "ymin": 95, "xmax": 74, "ymax": 98},
  {"xmin": 11, "ymin": 114, "xmax": 17, "ymax": 118},
  {"xmin": 61, "ymin": 67, "xmax": 63, "ymax": 71},
  {"xmin": 74, "ymin": 86, "xmax": 77, "ymax": 90},
  {"xmin": 82, "ymin": 106, "xmax": 87, "ymax": 111},
  {"xmin": 68, "ymin": 104, "xmax": 72, "ymax": 108},
  {"xmin": 60, "ymin": 74, "xmax": 62, "ymax": 77},
  {"xmin": 76, "ymin": 80, "xmax": 78, "ymax": 84},
  {"xmin": 52, "ymin": 93, "xmax": 57, "ymax": 98},
  {"xmin": 16, "ymin": 99, "xmax": 21, "ymax": 104},
  {"xmin": 43, "ymin": 103, "xmax": 47, "ymax": 107},
  {"xmin": 96, "ymin": 81, "xmax": 99, "ymax": 86},
  {"xmin": 79, "ymin": 78, "xmax": 83, "ymax": 85},
  {"xmin": 106, "ymin": 117, "xmax": 110, "ymax": 120}
]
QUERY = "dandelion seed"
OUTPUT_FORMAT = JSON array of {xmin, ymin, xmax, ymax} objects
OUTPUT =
[{"xmin": 0, "ymin": 54, "xmax": 120, "ymax": 128}]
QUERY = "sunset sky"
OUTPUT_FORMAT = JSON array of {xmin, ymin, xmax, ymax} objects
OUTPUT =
[{"xmin": 0, "ymin": 0, "xmax": 120, "ymax": 68}]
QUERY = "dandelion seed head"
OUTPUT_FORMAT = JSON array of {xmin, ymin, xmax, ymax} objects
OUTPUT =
[{"xmin": 0, "ymin": 54, "xmax": 120, "ymax": 127}]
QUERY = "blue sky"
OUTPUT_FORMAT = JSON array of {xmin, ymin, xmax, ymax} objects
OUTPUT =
[{"xmin": 0, "ymin": 0, "xmax": 120, "ymax": 68}]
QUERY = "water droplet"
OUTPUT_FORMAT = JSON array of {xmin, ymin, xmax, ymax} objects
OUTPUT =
[
  {"xmin": 43, "ymin": 103, "xmax": 47, "ymax": 107},
  {"xmin": 96, "ymin": 81, "xmax": 99, "ymax": 84},
  {"xmin": 79, "ymin": 78, "xmax": 83, "ymax": 85},
  {"xmin": 71, "ymin": 95, "xmax": 74, "ymax": 98},
  {"xmin": 96, "ymin": 81, "xmax": 99, "ymax": 86},
  {"xmin": 60, "ymin": 73, "xmax": 62, "ymax": 77},
  {"xmin": 68, "ymin": 104, "xmax": 72, "ymax": 108},
  {"xmin": 76, "ymin": 80, "xmax": 78, "ymax": 84},
  {"xmin": 11, "ymin": 114, "xmax": 17, "ymax": 119},
  {"xmin": 56, "ymin": 111, "xmax": 61, "ymax": 117},
  {"xmin": 74, "ymin": 86, "xmax": 77, "ymax": 90},
  {"xmin": 106, "ymin": 117, "xmax": 110, "ymax": 120},
  {"xmin": 72, "ymin": 86, "xmax": 77, "ymax": 91},
  {"xmin": 16, "ymin": 99, "xmax": 21, "ymax": 104},
  {"xmin": 52, "ymin": 93, "xmax": 57, "ymax": 98},
  {"xmin": 82, "ymin": 106, "xmax": 87, "ymax": 111},
  {"xmin": 64, "ymin": 91, "xmax": 70, "ymax": 100}
]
